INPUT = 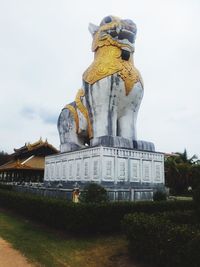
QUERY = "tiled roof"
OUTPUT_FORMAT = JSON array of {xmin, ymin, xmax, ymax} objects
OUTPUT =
[
  {"xmin": 13, "ymin": 138, "xmax": 59, "ymax": 155},
  {"xmin": 0, "ymin": 156, "xmax": 44, "ymax": 171}
]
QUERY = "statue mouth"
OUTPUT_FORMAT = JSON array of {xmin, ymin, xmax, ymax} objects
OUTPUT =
[
  {"xmin": 109, "ymin": 29, "xmax": 135, "ymax": 44},
  {"xmin": 98, "ymin": 24, "xmax": 136, "ymax": 52}
]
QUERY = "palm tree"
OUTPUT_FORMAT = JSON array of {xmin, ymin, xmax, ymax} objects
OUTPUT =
[
  {"xmin": 175, "ymin": 149, "xmax": 197, "ymax": 165},
  {"xmin": 165, "ymin": 149, "xmax": 198, "ymax": 195},
  {"xmin": 165, "ymin": 155, "xmax": 180, "ymax": 194}
]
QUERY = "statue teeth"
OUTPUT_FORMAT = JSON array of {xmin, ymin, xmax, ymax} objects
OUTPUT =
[{"xmin": 116, "ymin": 27, "xmax": 120, "ymax": 34}]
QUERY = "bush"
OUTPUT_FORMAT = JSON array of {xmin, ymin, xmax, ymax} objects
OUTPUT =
[
  {"xmin": 162, "ymin": 210, "xmax": 198, "ymax": 226},
  {"xmin": 0, "ymin": 183, "xmax": 13, "ymax": 191},
  {"xmin": 193, "ymin": 186, "xmax": 200, "ymax": 218},
  {"xmin": 153, "ymin": 190, "xmax": 167, "ymax": 201},
  {"xmin": 122, "ymin": 212, "xmax": 200, "ymax": 267},
  {"xmin": 193, "ymin": 186, "xmax": 200, "ymax": 205},
  {"xmin": 80, "ymin": 183, "xmax": 108, "ymax": 203},
  {"xmin": 0, "ymin": 189, "xmax": 194, "ymax": 235}
]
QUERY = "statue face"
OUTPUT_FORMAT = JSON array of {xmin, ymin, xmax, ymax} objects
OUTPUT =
[{"xmin": 89, "ymin": 15, "xmax": 137, "ymax": 52}]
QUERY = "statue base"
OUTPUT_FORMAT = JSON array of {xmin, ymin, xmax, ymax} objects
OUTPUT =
[
  {"xmin": 90, "ymin": 136, "xmax": 155, "ymax": 151},
  {"xmin": 44, "ymin": 146, "xmax": 165, "ymax": 201}
]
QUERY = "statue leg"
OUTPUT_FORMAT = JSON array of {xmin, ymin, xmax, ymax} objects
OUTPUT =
[
  {"xmin": 57, "ymin": 108, "xmax": 84, "ymax": 152},
  {"xmin": 118, "ymin": 110, "xmax": 137, "ymax": 140},
  {"xmin": 118, "ymin": 110, "xmax": 155, "ymax": 151},
  {"xmin": 117, "ymin": 81, "xmax": 143, "ymax": 141},
  {"xmin": 117, "ymin": 81, "xmax": 155, "ymax": 151},
  {"xmin": 84, "ymin": 77, "xmax": 117, "ymax": 146}
]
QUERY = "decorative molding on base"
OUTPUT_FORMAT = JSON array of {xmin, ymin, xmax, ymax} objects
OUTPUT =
[{"xmin": 44, "ymin": 146, "xmax": 164, "ymax": 188}]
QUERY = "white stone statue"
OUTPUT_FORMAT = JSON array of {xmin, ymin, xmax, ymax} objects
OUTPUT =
[{"xmin": 58, "ymin": 16, "xmax": 154, "ymax": 152}]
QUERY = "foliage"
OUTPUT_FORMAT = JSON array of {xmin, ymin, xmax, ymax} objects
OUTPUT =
[
  {"xmin": 161, "ymin": 210, "xmax": 198, "ymax": 226},
  {"xmin": 175, "ymin": 149, "xmax": 198, "ymax": 164},
  {"xmin": 80, "ymin": 183, "xmax": 108, "ymax": 203},
  {"xmin": 0, "ymin": 151, "xmax": 11, "ymax": 166},
  {"xmin": 153, "ymin": 190, "xmax": 167, "ymax": 201},
  {"xmin": 193, "ymin": 186, "xmax": 200, "ymax": 215},
  {"xmin": 165, "ymin": 149, "xmax": 200, "ymax": 195},
  {"xmin": 0, "ymin": 189, "xmax": 194, "ymax": 234},
  {"xmin": 191, "ymin": 165, "xmax": 200, "ymax": 189},
  {"xmin": 122, "ymin": 212, "xmax": 200, "ymax": 267},
  {"xmin": 0, "ymin": 183, "xmax": 13, "ymax": 190}
]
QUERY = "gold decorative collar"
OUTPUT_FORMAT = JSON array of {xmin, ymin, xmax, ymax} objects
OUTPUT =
[{"xmin": 83, "ymin": 39, "xmax": 142, "ymax": 95}]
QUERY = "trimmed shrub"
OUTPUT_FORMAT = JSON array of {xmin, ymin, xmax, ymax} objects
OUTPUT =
[
  {"xmin": 80, "ymin": 183, "xmax": 108, "ymax": 203},
  {"xmin": 193, "ymin": 186, "xmax": 200, "ymax": 209},
  {"xmin": 153, "ymin": 190, "xmax": 167, "ymax": 201},
  {"xmin": 122, "ymin": 212, "xmax": 200, "ymax": 267},
  {"xmin": 161, "ymin": 210, "xmax": 199, "ymax": 226},
  {"xmin": 0, "ymin": 183, "xmax": 13, "ymax": 191},
  {"xmin": 186, "ymin": 236, "xmax": 200, "ymax": 267},
  {"xmin": 0, "ymin": 189, "xmax": 194, "ymax": 234}
]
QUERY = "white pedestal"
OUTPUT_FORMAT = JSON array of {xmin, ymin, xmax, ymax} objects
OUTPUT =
[{"xmin": 44, "ymin": 146, "xmax": 165, "ymax": 197}]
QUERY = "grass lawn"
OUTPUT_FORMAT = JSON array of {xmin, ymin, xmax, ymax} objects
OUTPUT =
[
  {"xmin": 0, "ymin": 209, "xmax": 136, "ymax": 267},
  {"xmin": 168, "ymin": 196, "xmax": 193, "ymax": 201}
]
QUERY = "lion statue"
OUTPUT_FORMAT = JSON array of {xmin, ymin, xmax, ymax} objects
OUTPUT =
[{"xmin": 58, "ymin": 15, "xmax": 155, "ymax": 152}]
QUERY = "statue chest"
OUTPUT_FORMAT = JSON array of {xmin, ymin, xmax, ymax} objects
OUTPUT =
[{"xmin": 83, "ymin": 46, "xmax": 142, "ymax": 96}]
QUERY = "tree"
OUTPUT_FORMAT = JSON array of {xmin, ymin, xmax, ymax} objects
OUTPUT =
[
  {"xmin": 175, "ymin": 149, "xmax": 197, "ymax": 165},
  {"xmin": 165, "ymin": 149, "xmax": 199, "ymax": 195},
  {"xmin": 80, "ymin": 183, "xmax": 108, "ymax": 203},
  {"xmin": 191, "ymin": 164, "xmax": 200, "ymax": 190},
  {"xmin": 0, "ymin": 151, "xmax": 11, "ymax": 166},
  {"xmin": 153, "ymin": 190, "xmax": 167, "ymax": 201}
]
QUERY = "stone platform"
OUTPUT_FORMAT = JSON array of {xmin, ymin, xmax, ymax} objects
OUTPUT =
[{"xmin": 44, "ymin": 146, "xmax": 164, "ymax": 200}]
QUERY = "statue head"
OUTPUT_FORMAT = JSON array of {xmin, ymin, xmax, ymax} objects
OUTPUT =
[{"xmin": 89, "ymin": 15, "xmax": 137, "ymax": 54}]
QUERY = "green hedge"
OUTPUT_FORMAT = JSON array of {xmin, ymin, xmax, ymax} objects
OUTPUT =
[
  {"xmin": 0, "ymin": 189, "xmax": 195, "ymax": 234},
  {"xmin": 153, "ymin": 190, "xmax": 167, "ymax": 201},
  {"xmin": 122, "ymin": 212, "xmax": 200, "ymax": 267},
  {"xmin": 0, "ymin": 183, "xmax": 13, "ymax": 191},
  {"xmin": 162, "ymin": 210, "xmax": 199, "ymax": 226},
  {"xmin": 193, "ymin": 186, "xmax": 200, "ymax": 213}
]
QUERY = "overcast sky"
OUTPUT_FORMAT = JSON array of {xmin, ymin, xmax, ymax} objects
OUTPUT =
[{"xmin": 0, "ymin": 0, "xmax": 199, "ymax": 157}]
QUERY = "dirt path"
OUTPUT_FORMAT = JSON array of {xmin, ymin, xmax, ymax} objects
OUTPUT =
[{"xmin": 0, "ymin": 238, "xmax": 35, "ymax": 267}]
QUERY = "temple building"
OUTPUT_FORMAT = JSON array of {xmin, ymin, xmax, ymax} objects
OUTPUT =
[{"xmin": 0, "ymin": 139, "xmax": 58, "ymax": 183}]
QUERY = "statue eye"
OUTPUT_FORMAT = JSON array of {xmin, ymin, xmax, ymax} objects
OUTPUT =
[
  {"xmin": 104, "ymin": 16, "xmax": 112, "ymax": 23},
  {"xmin": 100, "ymin": 16, "xmax": 112, "ymax": 25}
]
